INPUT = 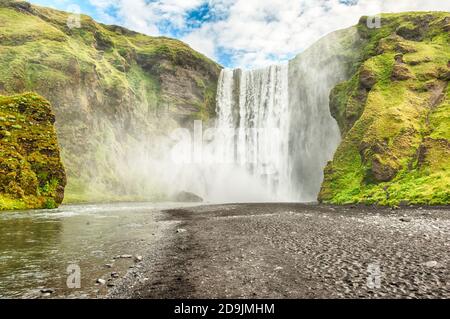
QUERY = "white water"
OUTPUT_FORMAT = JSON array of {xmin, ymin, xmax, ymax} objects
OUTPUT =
[
  {"xmin": 204, "ymin": 28, "xmax": 356, "ymax": 202},
  {"xmin": 104, "ymin": 30, "xmax": 356, "ymax": 203},
  {"xmin": 158, "ymin": 46, "xmax": 346, "ymax": 203},
  {"xmin": 213, "ymin": 64, "xmax": 293, "ymax": 201}
]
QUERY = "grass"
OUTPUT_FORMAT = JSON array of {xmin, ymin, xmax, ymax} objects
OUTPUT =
[
  {"xmin": 0, "ymin": 1, "xmax": 221, "ymax": 204},
  {"xmin": 320, "ymin": 12, "xmax": 450, "ymax": 206}
]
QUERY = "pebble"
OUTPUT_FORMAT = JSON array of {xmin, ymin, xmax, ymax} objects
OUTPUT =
[
  {"xmin": 399, "ymin": 217, "xmax": 412, "ymax": 222},
  {"xmin": 96, "ymin": 279, "xmax": 106, "ymax": 285},
  {"xmin": 176, "ymin": 228, "xmax": 187, "ymax": 233},
  {"xmin": 105, "ymin": 263, "xmax": 114, "ymax": 268},
  {"xmin": 115, "ymin": 254, "xmax": 133, "ymax": 259},
  {"xmin": 111, "ymin": 272, "xmax": 120, "ymax": 278},
  {"xmin": 40, "ymin": 288, "xmax": 54, "ymax": 294},
  {"xmin": 422, "ymin": 261, "xmax": 440, "ymax": 268},
  {"xmin": 135, "ymin": 255, "xmax": 143, "ymax": 262}
]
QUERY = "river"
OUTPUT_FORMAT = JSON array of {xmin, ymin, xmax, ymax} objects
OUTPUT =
[{"xmin": 0, "ymin": 202, "xmax": 197, "ymax": 298}]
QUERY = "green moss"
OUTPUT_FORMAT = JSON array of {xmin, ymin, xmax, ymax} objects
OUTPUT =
[
  {"xmin": 0, "ymin": 92, "xmax": 66, "ymax": 211},
  {"xmin": 0, "ymin": 1, "xmax": 221, "ymax": 203},
  {"xmin": 320, "ymin": 11, "xmax": 450, "ymax": 206}
]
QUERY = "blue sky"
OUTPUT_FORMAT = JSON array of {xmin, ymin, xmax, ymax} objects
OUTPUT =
[{"xmin": 29, "ymin": 0, "xmax": 450, "ymax": 68}]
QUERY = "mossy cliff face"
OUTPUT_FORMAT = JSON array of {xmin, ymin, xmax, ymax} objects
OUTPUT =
[
  {"xmin": 0, "ymin": 92, "xmax": 66, "ymax": 210},
  {"xmin": 0, "ymin": 0, "xmax": 221, "ymax": 202},
  {"xmin": 319, "ymin": 12, "xmax": 450, "ymax": 206}
]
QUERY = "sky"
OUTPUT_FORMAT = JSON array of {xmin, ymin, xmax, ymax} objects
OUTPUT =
[{"xmin": 29, "ymin": 0, "xmax": 450, "ymax": 68}]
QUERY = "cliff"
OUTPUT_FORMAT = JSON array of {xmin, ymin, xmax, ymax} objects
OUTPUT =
[
  {"xmin": 319, "ymin": 12, "xmax": 450, "ymax": 206},
  {"xmin": 0, "ymin": 0, "xmax": 221, "ymax": 202},
  {"xmin": 0, "ymin": 92, "xmax": 66, "ymax": 210}
]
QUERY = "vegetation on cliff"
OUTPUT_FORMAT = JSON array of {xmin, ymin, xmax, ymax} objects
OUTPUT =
[
  {"xmin": 320, "ymin": 12, "xmax": 450, "ymax": 206},
  {"xmin": 0, "ymin": 92, "xmax": 66, "ymax": 210},
  {"xmin": 0, "ymin": 0, "xmax": 221, "ymax": 202}
]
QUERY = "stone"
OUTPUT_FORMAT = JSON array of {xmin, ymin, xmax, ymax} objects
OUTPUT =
[
  {"xmin": 399, "ymin": 217, "xmax": 412, "ymax": 222},
  {"xmin": 111, "ymin": 272, "xmax": 119, "ymax": 278},
  {"xmin": 422, "ymin": 261, "xmax": 440, "ymax": 268},
  {"xmin": 359, "ymin": 67, "xmax": 377, "ymax": 90},
  {"xmin": 96, "ymin": 278, "xmax": 106, "ymax": 285},
  {"xmin": 115, "ymin": 254, "xmax": 133, "ymax": 259},
  {"xmin": 371, "ymin": 157, "xmax": 398, "ymax": 182},
  {"xmin": 176, "ymin": 228, "xmax": 187, "ymax": 234},
  {"xmin": 173, "ymin": 191, "xmax": 204, "ymax": 203},
  {"xmin": 135, "ymin": 255, "xmax": 143, "ymax": 262},
  {"xmin": 40, "ymin": 288, "xmax": 55, "ymax": 294},
  {"xmin": 391, "ymin": 63, "xmax": 413, "ymax": 81}
]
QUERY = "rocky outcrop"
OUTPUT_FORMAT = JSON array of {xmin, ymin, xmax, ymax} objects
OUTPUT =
[
  {"xmin": 0, "ymin": 0, "xmax": 221, "ymax": 202},
  {"xmin": 0, "ymin": 93, "xmax": 66, "ymax": 210},
  {"xmin": 320, "ymin": 12, "xmax": 450, "ymax": 206}
]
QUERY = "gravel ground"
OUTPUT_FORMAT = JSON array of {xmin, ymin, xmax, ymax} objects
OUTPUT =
[{"xmin": 108, "ymin": 203, "xmax": 449, "ymax": 299}]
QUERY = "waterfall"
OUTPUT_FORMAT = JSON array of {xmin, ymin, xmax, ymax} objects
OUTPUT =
[
  {"xmin": 163, "ymin": 29, "xmax": 357, "ymax": 203},
  {"xmin": 213, "ymin": 64, "xmax": 292, "ymax": 201},
  {"xmin": 211, "ymin": 35, "xmax": 348, "ymax": 202}
]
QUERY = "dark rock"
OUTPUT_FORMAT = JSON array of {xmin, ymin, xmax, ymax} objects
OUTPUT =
[
  {"xmin": 173, "ymin": 191, "xmax": 203, "ymax": 203},
  {"xmin": 359, "ymin": 67, "xmax": 377, "ymax": 90},
  {"xmin": 394, "ymin": 54, "xmax": 404, "ymax": 64},
  {"xmin": 396, "ymin": 25, "xmax": 424, "ymax": 41},
  {"xmin": 391, "ymin": 63, "xmax": 413, "ymax": 81},
  {"xmin": 371, "ymin": 157, "xmax": 398, "ymax": 182},
  {"xmin": 40, "ymin": 288, "xmax": 55, "ymax": 294},
  {"xmin": 96, "ymin": 279, "xmax": 106, "ymax": 285}
]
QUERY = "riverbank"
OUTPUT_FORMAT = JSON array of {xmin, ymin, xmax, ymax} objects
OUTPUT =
[{"xmin": 109, "ymin": 203, "xmax": 449, "ymax": 299}]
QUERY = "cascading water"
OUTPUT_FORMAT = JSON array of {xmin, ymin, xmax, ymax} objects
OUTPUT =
[
  {"xmin": 213, "ymin": 64, "xmax": 292, "ymax": 201},
  {"xmin": 155, "ymin": 29, "xmax": 357, "ymax": 203},
  {"xmin": 207, "ymin": 29, "xmax": 351, "ymax": 202}
]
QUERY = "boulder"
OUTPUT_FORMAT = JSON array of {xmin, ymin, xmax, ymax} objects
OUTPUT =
[
  {"xmin": 173, "ymin": 191, "xmax": 203, "ymax": 203},
  {"xmin": 391, "ymin": 63, "xmax": 413, "ymax": 81},
  {"xmin": 359, "ymin": 67, "xmax": 377, "ymax": 90}
]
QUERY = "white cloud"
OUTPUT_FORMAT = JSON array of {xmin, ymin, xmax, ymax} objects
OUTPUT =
[{"xmin": 87, "ymin": 0, "xmax": 450, "ymax": 68}]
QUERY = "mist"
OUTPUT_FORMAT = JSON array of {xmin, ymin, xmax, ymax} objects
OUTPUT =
[{"xmin": 68, "ymin": 28, "xmax": 360, "ymax": 204}]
